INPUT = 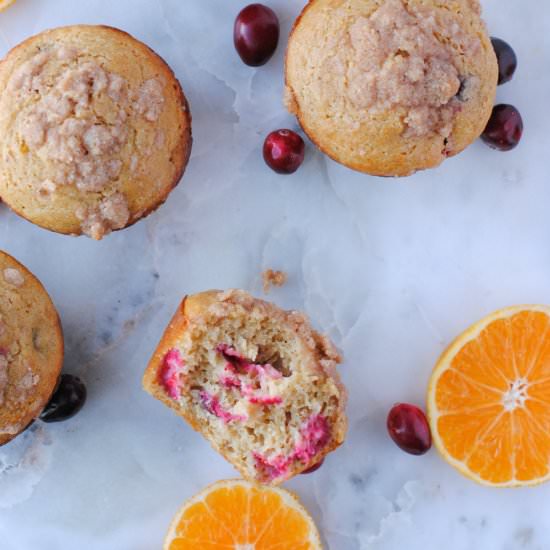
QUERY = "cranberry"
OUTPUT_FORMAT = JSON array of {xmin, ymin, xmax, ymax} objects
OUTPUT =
[
  {"xmin": 234, "ymin": 4, "xmax": 280, "ymax": 67},
  {"xmin": 491, "ymin": 37, "xmax": 517, "ymax": 85},
  {"xmin": 263, "ymin": 129, "xmax": 305, "ymax": 174},
  {"xmin": 481, "ymin": 104, "xmax": 523, "ymax": 151},
  {"xmin": 387, "ymin": 403, "xmax": 432, "ymax": 456},
  {"xmin": 40, "ymin": 374, "xmax": 87, "ymax": 423},
  {"xmin": 301, "ymin": 458, "xmax": 324, "ymax": 474}
]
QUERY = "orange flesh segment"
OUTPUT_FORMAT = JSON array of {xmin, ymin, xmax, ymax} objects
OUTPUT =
[
  {"xmin": 432, "ymin": 309, "xmax": 550, "ymax": 486},
  {"xmin": 436, "ymin": 404, "xmax": 503, "ymax": 462},
  {"xmin": 247, "ymin": 486, "xmax": 284, "ymax": 543},
  {"xmin": 166, "ymin": 481, "xmax": 319, "ymax": 549},
  {"xmin": 465, "ymin": 411, "xmax": 513, "ymax": 484},
  {"xmin": 204, "ymin": 485, "xmax": 250, "ymax": 543},
  {"xmin": 514, "ymin": 405, "xmax": 550, "ymax": 481},
  {"xmin": 172, "ymin": 501, "xmax": 234, "ymax": 545},
  {"xmin": 435, "ymin": 369, "xmax": 501, "ymax": 413},
  {"xmin": 256, "ymin": 503, "xmax": 312, "ymax": 548}
]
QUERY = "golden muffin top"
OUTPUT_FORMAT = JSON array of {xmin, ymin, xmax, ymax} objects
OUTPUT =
[
  {"xmin": 0, "ymin": 25, "xmax": 192, "ymax": 238},
  {"xmin": 285, "ymin": 0, "xmax": 498, "ymax": 176}
]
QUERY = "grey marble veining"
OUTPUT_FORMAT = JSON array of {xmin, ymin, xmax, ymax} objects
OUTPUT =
[{"xmin": 0, "ymin": 0, "xmax": 549, "ymax": 548}]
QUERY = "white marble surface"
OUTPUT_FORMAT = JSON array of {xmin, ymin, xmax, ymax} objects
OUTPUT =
[{"xmin": 0, "ymin": 0, "xmax": 548, "ymax": 548}]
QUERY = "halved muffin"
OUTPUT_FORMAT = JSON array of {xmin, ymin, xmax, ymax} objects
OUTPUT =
[{"xmin": 143, "ymin": 290, "xmax": 347, "ymax": 485}]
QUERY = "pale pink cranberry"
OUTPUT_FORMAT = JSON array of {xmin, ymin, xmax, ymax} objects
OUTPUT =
[
  {"xmin": 217, "ymin": 344, "xmax": 280, "ymax": 378},
  {"xmin": 216, "ymin": 343, "xmax": 283, "ymax": 405},
  {"xmin": 199, "ymin": 391, "xmax": 247, "ymax": 424},
  {"xmin": 159, "ymin": 349, "xmax": 185, "ymax": 400},
  {"xmin": 253, "ymin": 415, "xmax": 330, "ymax": 481},
  {"xmin": 217, "ymin": 343, "xmax": 249, "ymax": 371},
  {"xmin": 253, "ymin": 451, "xmax": 291, "ymax": 481},
  {"xmin": 294, "ymin": 415, "xmax": 331, "ymax": 463},
  {"xmin": 219, "ymin": 374, "xmax": 242, "ymax": 389},
  {"xmin": 252, "ymin": 363, "xmax": 282, "ymax": 380},
  {"xmin": 243, "ymin": 387, "xmax": 283, "ymax": 405}
]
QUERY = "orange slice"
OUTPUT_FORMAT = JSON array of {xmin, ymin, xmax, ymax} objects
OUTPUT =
[
  {"xmin": 163, "ymin": 479, "xmax": 322, "ymax": 549},
  {"xmin": 428, "ymin": 305, "xmax": 550, "ymax": 487},
  {"xmin": 0, "ymin": 0, "xmax": 16, "ymax": 11}
]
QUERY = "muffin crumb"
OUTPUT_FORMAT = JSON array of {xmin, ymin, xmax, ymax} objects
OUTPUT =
[{"xmin": 262, "ymin": 269, "xmax": 288, "ymax": 293}]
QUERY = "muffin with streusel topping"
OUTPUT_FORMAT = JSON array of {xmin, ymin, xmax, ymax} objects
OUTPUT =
[
  {"xmin": 0, "ymin": 250, "xmax": 63, "ymax": 445},
  {"xmin": 285, "ymin": 0, "xmax": 498, "ymax": 176},
  {"xmin": 0, "ymin": 25, "xmax": 192, "ymax": 239}
]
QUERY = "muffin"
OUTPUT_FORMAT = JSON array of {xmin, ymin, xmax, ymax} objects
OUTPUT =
[
  {"xmin": 0, "ymin": 250, "xmax": 64, "ymax": 445},
  {"xmin": 0, "ymin": 25, "xmax": 192, "ymax": 239},
  {"xmin": 143, "ymin": 290, "xmax": 348, "ymax": 485},
  {"xmin": 285, "ymin": 0, "xmax": 498, "ymax": 176}
]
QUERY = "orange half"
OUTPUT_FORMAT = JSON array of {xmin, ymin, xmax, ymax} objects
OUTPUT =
[
  {"xmin": 428, "ymin": 305, "xmax": 550, "ymax": 487},
  {"xmin": 163, "ymin": 479, "xmax": 322, "ymax": 549}
]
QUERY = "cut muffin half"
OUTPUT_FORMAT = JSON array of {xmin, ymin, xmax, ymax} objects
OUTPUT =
[{"xmin": 143, "ymin": 290, "xmax": 347, "ymax": 485}]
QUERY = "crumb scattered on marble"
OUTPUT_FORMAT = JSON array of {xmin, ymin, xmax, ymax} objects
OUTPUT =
[{"xmin": 262, "ymin": 269, "xmax": 288, "ymax": 293}]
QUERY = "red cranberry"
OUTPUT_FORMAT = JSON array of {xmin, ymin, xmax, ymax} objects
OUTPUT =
[
  {"xmin": 40, "ymin": 374, "xmax": 87, "ymax": 423},
  {"xmin": 263, "ymin": 129, "xmax": 305, "ymax": 174},
  {"xmin": 481, "ymin": 104, "xmax": 523, "ymax": 151},
  {"xmin": 234, "ymin": 4, "xmax": 280, "ymax": 67},
  {"xmin": 387, "ymin": 403, "xmax": 432, "ymax": 456},
  {"xmin": 491, "ymin": 37, "xmax": 517, "ymax": 85},
  {"xmin": 301, "ymin": 458, "xmax": 324, "ymax": 474}
]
